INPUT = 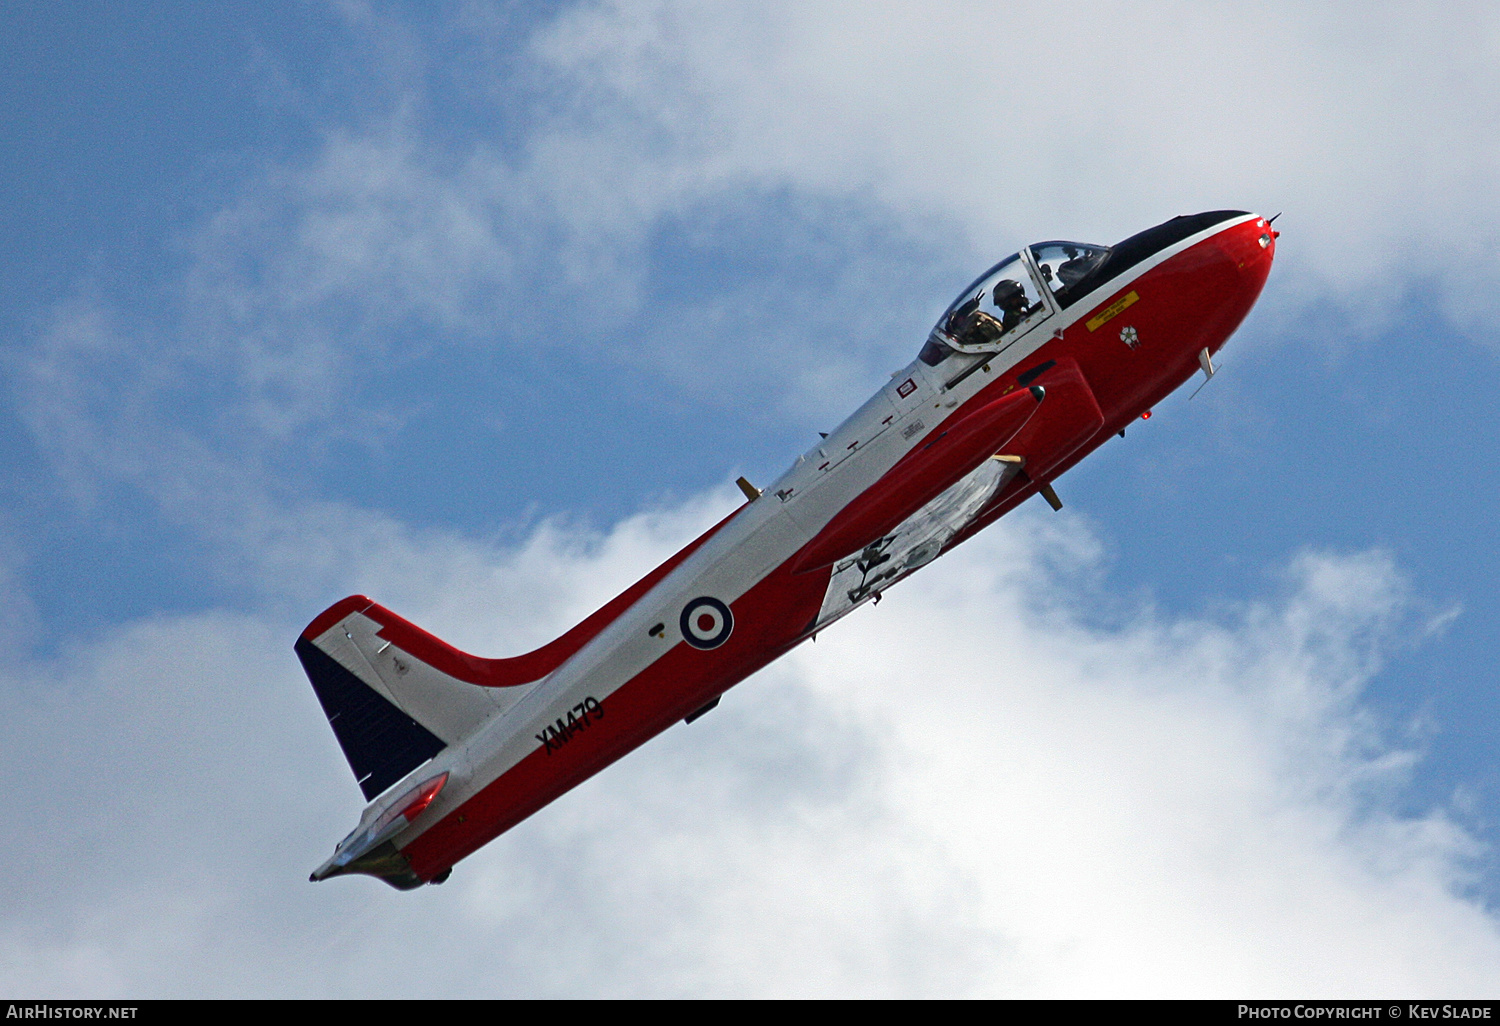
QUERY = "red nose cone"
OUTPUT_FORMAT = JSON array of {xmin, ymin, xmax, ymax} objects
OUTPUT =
[
  {"xmin": 1249, "ymin": 218, "xmax": 1277, "ymax": 290},
  {"xmin": 1189, "ymin": 216, "xmax": 1276, "ymax": 361},
  {"xmin": 1232, "ymin": 218, "xmax": 1277, "ymax": 297}
]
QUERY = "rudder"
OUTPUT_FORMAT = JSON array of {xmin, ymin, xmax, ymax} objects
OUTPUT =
[
  {"xmin": 295, "ymin": 633, "xmax": 448, "ymax": 800},
  {"xmin": 296, "ymin": 596, "xmax": 536, "ymax": 800}
]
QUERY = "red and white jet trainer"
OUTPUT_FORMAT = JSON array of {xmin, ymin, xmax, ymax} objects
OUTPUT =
[{"xmin": 298, "ymin": 209, "xmax": 1277, "ymax": 889}]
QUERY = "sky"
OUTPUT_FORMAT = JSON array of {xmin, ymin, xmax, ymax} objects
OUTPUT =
[{"xmin": 3, "ymin": 0, "xmax": 1500, "ymax": 997}]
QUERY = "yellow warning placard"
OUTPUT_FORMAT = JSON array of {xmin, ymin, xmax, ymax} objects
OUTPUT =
[{"xmin": 1086, "ymin": 290, "xmax": 1139, "ymax": 332}]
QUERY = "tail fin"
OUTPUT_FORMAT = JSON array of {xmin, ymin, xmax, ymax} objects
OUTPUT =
[
  {"xmin": 296, "ymin": 597, "xmax": 535, "ymax": 800},
  {"xmin": 297, "ymin": 505, "xmax": 743, "ymax": 800}
]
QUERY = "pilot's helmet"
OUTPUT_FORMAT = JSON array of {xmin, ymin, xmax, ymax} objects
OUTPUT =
[{"xmin": 992, "ymin": 279, "xmax": 1027, "ymax": 308}]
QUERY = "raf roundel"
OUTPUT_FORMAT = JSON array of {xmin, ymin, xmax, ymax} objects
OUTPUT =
[{"xmin": 680, "ymin": 596, "xmax": 734, "ymax": 650}]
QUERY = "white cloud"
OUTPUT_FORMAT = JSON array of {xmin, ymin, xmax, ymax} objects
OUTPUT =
[
  {"xmin": 32, "ymin": 1, "xmax": 1500, "ymax": 507},
  {"xmin": 187, "ymin": 3, "xmax": 1500, "ymax": 438},
  {"xmin": 523, "ymin": 1, "xmax": 1500, "ymax": 335},
  {"xmin": 1, "ymin": 494, "xmax": 1494, "ymax": 996}
]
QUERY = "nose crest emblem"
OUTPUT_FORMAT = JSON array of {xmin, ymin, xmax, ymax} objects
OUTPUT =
[{"xmin": 1120, "ymin": 325, "xmax": 1140, "ymax": 349}]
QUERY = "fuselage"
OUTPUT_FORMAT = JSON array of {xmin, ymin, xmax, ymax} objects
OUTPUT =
[{"xmin": 307, "ymin": 210, "xmax": 1277, "ymax": 888}]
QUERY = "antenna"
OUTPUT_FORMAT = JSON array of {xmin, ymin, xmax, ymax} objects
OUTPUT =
[{"xmin": 1188, "ymin": 347, "xmax": 1219, "ymax": 400}]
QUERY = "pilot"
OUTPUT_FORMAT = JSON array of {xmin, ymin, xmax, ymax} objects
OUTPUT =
[
  {"xmin": 1056, "ymin": 246, "xmax": 1092, "ymax": 290},
  {"xmin": 948, "ymin": 294, "xmax": 1008, "ymax": 346},
  {"xmin": 944, "ymin": 289, "xmax": 985, "ymax": 338},
  {"xmin": 992, "ymin": 279, "xmax": 1032, "ymax": 332}
]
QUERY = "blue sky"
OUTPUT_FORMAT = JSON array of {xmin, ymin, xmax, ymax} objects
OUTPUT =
[{"xmin": 5, "ymin": 1, "xmax": 1500, "ymax": 996}]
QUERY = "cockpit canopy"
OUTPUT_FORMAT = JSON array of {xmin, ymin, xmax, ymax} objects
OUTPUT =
[
  {"xmin": 922, "ymin": 241, "xmax": 1109, "ymax": 364},
  {"xmin": 1030, "ymin": 241, "xmax": 1110, "ymax": 306}
]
